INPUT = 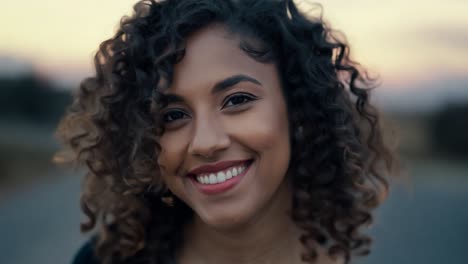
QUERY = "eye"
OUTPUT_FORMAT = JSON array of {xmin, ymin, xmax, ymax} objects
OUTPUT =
[
  {"xmin": 161, "ymin": 109, "xmax": 189, "ymax": 124},
  {"xmin": 222, "ymin": 93, "xmax": 256, "ymax": 108}
]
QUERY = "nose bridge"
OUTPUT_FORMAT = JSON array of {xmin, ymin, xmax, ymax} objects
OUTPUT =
[{"xmin": 188, "ymin": 110, "xmax": 230, "ymax": 158}]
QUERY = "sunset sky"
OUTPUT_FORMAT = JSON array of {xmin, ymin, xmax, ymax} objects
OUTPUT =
[{"xmin": 1, "ymin": 0, "xmax": 467, "ymax": 102}]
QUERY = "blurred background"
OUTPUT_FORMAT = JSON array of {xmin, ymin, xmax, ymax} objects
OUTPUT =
[{"xmin": 0, "ymin": 0, "xmax": 466, "ymax": 263}]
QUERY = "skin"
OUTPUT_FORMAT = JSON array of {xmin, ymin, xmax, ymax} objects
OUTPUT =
[{"xmin": 157, "ymin": 24, "xmax": 340, "ymax": 264}]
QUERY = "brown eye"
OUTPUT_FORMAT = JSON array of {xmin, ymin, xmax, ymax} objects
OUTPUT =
[
  {"xmin": 162, "ymin": 109, "xmax": 188, "ymax": 123},
  {"xmin": 222, "ymin": 93, "xmax": 256, "ymax": 108}
]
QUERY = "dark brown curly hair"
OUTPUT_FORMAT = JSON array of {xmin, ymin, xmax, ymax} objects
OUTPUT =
[{"xmin": 55, "ymin": 0, "xmax": 397, "ymax": 263}]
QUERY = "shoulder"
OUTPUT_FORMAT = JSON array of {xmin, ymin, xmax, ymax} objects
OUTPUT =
[{"xmin": 72, "ymin": 237, "xmax": 100, "ymax": 264}]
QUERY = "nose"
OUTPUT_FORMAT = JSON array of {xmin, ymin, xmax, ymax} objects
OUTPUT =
[{"xmin": 188, "ymin": 114, "xmax": 230, "ymax": 159}]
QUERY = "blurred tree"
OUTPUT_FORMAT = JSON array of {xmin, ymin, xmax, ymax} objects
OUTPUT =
[
  {"xmin": 0, "ymin": 73, "xmax": 72, "ymax": 126},
  {"xmin": 430, "ymin": 103, "xmax": 468, "ymax": 158}
]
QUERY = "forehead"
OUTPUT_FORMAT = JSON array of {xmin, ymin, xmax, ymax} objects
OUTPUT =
[{"xmin": 169, "ymin": 24, "xmax": 277, "ymax": 92}]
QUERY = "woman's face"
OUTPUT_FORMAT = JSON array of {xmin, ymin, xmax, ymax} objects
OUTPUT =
[{"xmin": 157, "ymin": 24, "xmax": 291, "ymax": 230}]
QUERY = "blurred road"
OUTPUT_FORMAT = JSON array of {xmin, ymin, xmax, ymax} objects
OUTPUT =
[
  {"xmin": 0, "ymin": 159, "xmax": 467, "ymax": 264},
  {"xmin": 0, "ymin": 170, "xmax": 85, "ymax": 264},
  {"xmin": 362, "ymin": 159, "xmax": 468, "ymax": 264}
]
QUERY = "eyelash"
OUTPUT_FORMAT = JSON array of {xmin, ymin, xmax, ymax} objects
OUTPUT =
[
  {"xmin": 161, "ymin": 93, "xmax": 256, "ymax": 124},
  {"xmin": 162, "ymin": 110, "xmax": 187, "ymax": 124},
  {"xmin": 222, "ymin": 93, "xmax": 256, "ymax": 108}
]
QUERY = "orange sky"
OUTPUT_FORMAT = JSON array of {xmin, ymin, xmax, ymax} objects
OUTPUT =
[{"xmin": 1, "ymin": 0, "xmax": 467, "ymax": 87}]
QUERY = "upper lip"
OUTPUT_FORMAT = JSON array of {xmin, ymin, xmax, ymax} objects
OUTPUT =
[{"xmin": 187, "ymin": 159, "xmax": 252, "ymax": 176}]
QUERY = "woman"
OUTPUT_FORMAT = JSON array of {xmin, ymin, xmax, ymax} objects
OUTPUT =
[{"xmin": 56, "ymin": 0, "xmax": 397, "ymax": 263}]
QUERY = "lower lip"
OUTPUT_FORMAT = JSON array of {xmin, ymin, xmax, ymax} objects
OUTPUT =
[{"xmin": 190, "ymin": 160, "xmax": 253, "ymax": 195}]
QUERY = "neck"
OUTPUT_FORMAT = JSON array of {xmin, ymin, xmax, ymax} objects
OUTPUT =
[{"xmin": 178, "ymin": 181, "xmax": 306, "ymax": 264}]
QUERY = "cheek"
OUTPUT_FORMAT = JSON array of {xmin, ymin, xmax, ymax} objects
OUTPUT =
[
  {"xmin": 157, "ymin": 132, "xmax": 188, "ymax": 177},
  {"xmin": 249, "ymin": 101, "xmax": 291, "ymax": 180},
  {"xmin": 252, "ymin": 100, "xmax": 289, "ymax": 144},
  {"xmin": 240, "ymin": 102, "xmax": 290, "ymax": 151}
]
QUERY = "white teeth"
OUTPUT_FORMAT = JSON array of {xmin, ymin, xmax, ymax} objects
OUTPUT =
[
  {"xmin": 194, "ymin": 161, "xmax": 251, "ymax": 185},
  {"xmin": 209, "ymin": 173, "xmax": 217, "ymax": 184},
  {"xmin": 217, "ymin": 171, "xmax": 226, "ymax": 182}
]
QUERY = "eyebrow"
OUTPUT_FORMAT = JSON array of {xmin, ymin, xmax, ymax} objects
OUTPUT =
[
  {"xmin": 213, "ymin": 74, "xmax": 262, "ymax": 94},
  {"xmin": 161, "ymin": 74, "xmax": 262, "ymax": 105}
]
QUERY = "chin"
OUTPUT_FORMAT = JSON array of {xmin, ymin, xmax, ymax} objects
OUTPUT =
[{"xmin": 198, "ymin": 209, "xmax": 254, "ymax": 231}]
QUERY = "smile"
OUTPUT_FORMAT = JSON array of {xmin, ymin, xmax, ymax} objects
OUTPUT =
[
  {"xmin": 190, "ymin": 159, "xmax": 254, "ymax": 195},
  {"xmin": 195, "ymin": 163, "xmax": 248, "ymax": 185}
]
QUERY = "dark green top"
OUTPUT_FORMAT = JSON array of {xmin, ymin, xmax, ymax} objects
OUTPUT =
[
  {"xmin": 72, "ymin": 239, "xmax": 99, "ymax": 264},
  {"xmin": 72, "ymin": 238, "xmax": 177, "ymax": 264}
]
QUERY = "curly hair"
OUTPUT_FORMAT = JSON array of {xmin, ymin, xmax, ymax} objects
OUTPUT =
[{"xmin": 55, "ymin": 0, "xmax": 397, "ymax": 263}]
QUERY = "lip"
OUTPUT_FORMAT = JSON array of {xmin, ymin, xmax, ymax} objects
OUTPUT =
[
  {"xmin": 187, "ymin": 159, "xmax": 253, "ymax": 176},
  {"xmin": 190, "ymin": 159, "xmax": 253, "ymax": 195}
]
